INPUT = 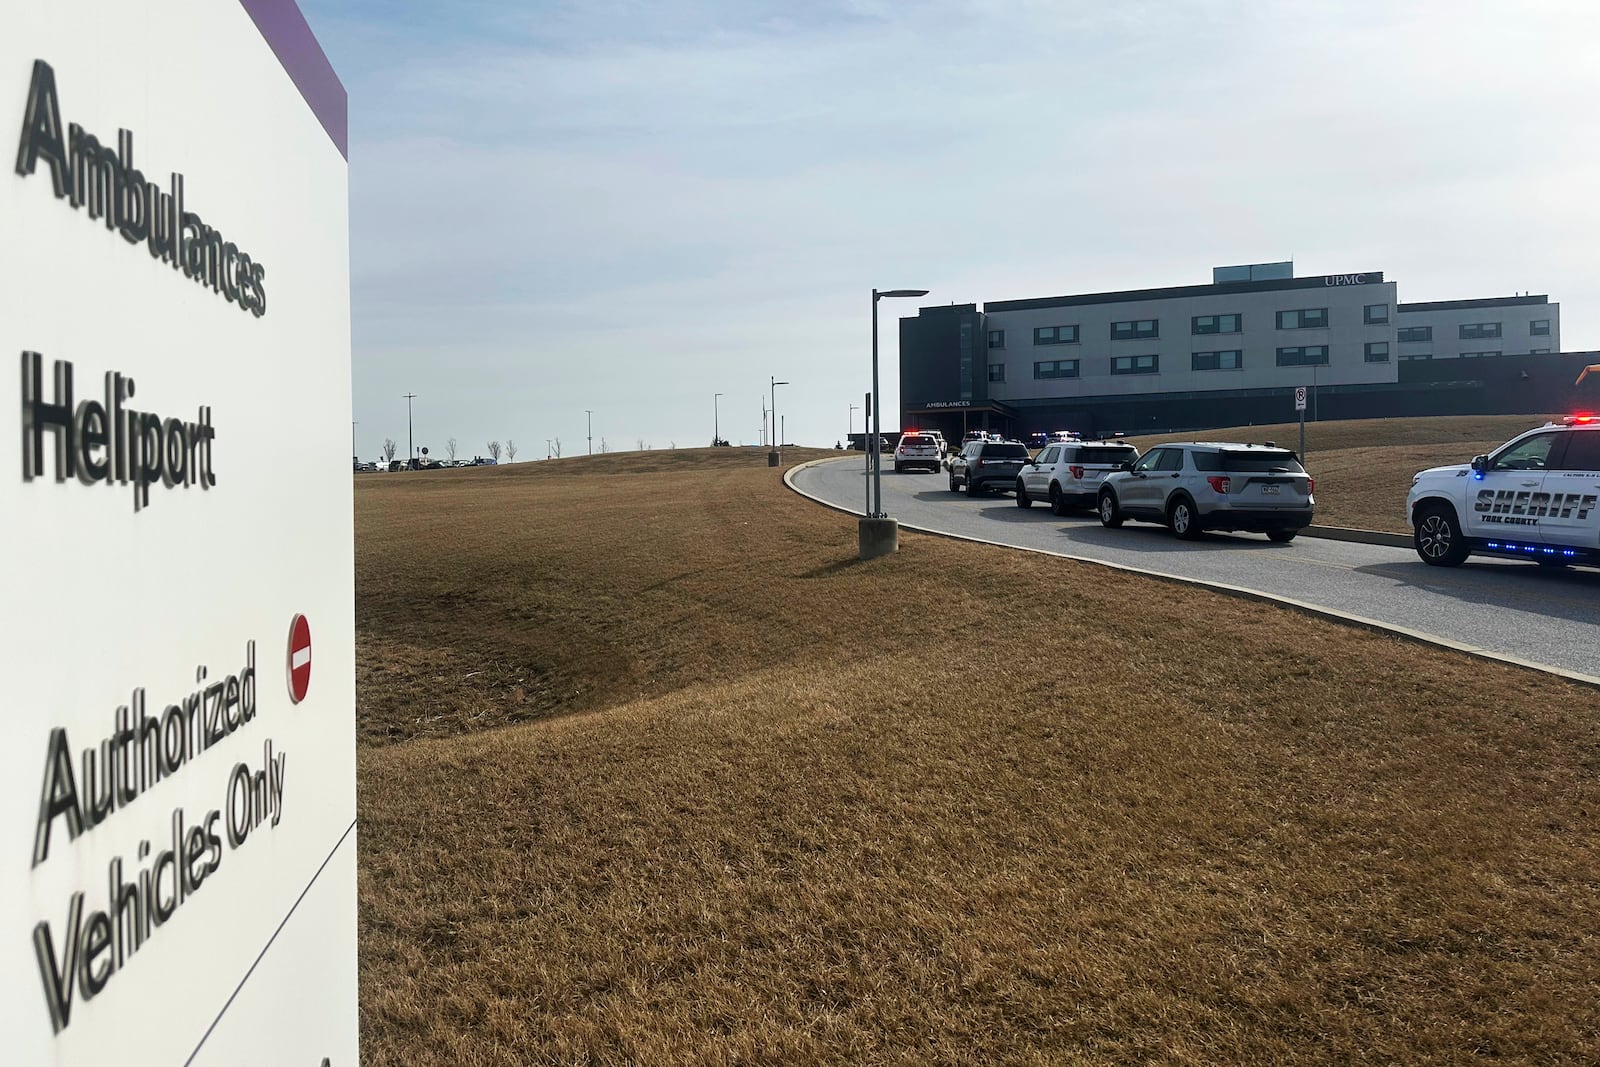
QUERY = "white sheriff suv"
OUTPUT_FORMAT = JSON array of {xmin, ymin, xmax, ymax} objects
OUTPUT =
[{"xmin": 1407, "ymin": 415, "xmax": 1600, "ymax": 568}]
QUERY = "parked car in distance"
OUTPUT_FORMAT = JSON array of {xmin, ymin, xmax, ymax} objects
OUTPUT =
[
  {"xmin": 894, "ymin": 433, "xmax": 942, "ymax": 473},
  {"xmin": 921, "ymin": 429, "xmax": 948, "ymax": 457},
  {"xmin": 948, "ymin": 439, "xmax": 1031, "ymax": 496},
  {"xmin": 1097, "ymin": 442, "xmax": 1314, "ymax": 541},
  {"xmin": 1016, "ymin": 440, "xmax": 1141, "ymax": 514},
  {"xmin": 1406, "ymin": 414, "xmax": 1600, "ymax": 568},
  {"xmin": 1048, "ymin": 430, "xmax": 1080, "ymax": 443}
]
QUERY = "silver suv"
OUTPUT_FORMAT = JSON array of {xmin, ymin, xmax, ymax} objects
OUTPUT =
[
  {"xmin": 948, "ymin": 439, "xmax": 1031, "ymax": 496},
  {"xmin": 1096, "ymin": 442, "xmax": 1315, "ymax": 541},
  {"xmin": 1016, "ymin": 440, "xmax": 1141, "ymax": 514}
]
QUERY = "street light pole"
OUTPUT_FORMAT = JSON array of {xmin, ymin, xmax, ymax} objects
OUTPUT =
[
  {"xmin": 714, "ymin": 392, "xmax": 722, "ymax": 445},
  {"xmin": 862, "ymin": 288, "xmax": 928, "ymax": 557},
  {"xmin": 586, "ymin": 409, "xmax": 593, "ymax": 455},
  {"xmin": 769, "ymin": 376, "xmax": 789, "ymax": 464},
  {"xmin": 402, "ymin": 393, "xmax": 418, "ymax": 461}
]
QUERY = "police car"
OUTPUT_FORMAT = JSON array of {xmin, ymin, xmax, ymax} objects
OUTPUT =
[{"xmin": 1407, "ymin": 415, "xmax": 1600, "ymax": 568}]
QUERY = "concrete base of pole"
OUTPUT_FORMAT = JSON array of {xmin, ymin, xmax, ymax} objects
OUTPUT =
[
  {"xmin": 858, "ymin": 516, "xmax": 898, "ymax": 560},
  {"xmin": 767, "ymin": 450, "xmax": 780, "ymax": 467}
]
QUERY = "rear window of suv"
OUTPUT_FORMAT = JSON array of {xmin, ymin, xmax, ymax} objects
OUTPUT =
[
  {"xmin": 983, "ymin": 443, "xmax": 1030, "ymax": 459},
  {"xmin": 1192, "ymin": 449, "xmax": 1305, "ymax": 473},
  {"xmin": 1074, "ymin": 446, "xmax": 1138, "ymax": 464}
]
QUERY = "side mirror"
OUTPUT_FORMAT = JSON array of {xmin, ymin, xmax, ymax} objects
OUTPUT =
[
  {"xmin": 1470, "ymin": 454, "xmax": 1489, "ymax": 474},
  {"xmin": 1119, "ymin": 461, "xmax": 1134, "ymax": 472}
]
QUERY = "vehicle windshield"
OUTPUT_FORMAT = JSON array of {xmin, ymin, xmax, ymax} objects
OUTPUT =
[
  {"xmin": 1077, "ymin": 446, "xmax": 1138, "ymax": 464},
  {"xmin": 986, "ymin": 444, "xmax": 1030, "ymax": 459},
  {"xmin": 1207, "ymin": 450, "xmax": 1306, "ymax": 473}
]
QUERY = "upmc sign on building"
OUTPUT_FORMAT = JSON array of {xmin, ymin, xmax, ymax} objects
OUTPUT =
[{"xmin": 2, "ymin": 1, "xmax": 356, "ymax": 1064}]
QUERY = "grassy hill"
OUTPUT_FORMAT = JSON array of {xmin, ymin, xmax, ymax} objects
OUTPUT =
[{"xmin": 356, "ymin": 436, "xmax": 1600, "ymax": 1065}]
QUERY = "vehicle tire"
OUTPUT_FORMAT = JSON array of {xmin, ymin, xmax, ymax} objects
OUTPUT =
[
  {"xmin": 1049, "ymin": 483, "xmax": 1067, "ymax": 516},
  {"xmin": 967, "ymin": 477, "xmax": 985, "ymax": 496},
  {"xmin": 1267, "ymin": 529, "xmax": 1298, "ymax": 543},
  {"xmin": 1168, "ymin": 496, "xmax": 1202, "ymax": 540},
  {"xmin": 949, "ymin": 472, "xmax": 960, "ymax": 492},
  {"xmin": 1413, "ymin": 503, "xmax": 1469, "ymax": 566},
  {"xmin": 1016, "ymin": 480, "xmax": 1032, "ymax": 507},
  {"xmin": 1098, "ymin": 489, "xmax": 1123, "ymax": 528},
  {"xmin": 894, "ymin": 462, "xmax": 903, "ymax": 473}
]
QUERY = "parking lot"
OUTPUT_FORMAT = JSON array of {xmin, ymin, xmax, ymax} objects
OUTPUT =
[{"xmin": 792, "ymin": 455, "xmax": 1600, "ymax": 681}]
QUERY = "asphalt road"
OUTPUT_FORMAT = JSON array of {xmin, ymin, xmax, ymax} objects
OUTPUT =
[{"xmin": 792, "ymin": 456, "xmax": 1600, "ymax": 683}]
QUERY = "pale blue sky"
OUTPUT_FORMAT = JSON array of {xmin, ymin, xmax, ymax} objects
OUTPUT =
[{"xmin": 304, "ymin": 0, "xmax": 1600, "ymax": 459}]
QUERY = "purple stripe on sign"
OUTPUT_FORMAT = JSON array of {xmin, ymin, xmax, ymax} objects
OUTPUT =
[{"xmin": 238, "ymin": 0, "xmax": 348, "ymax": 159}]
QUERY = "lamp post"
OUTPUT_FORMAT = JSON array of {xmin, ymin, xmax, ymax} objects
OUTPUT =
[
  {"xmin": 402, "ymin": 393, "xmax": 418, "ymax": 461},
  {"xmin": 849, "ymin": 403, "xmax": 858, "ymax": 446},
  {"xmin": 714, "ymin": 392, "xmax": 722, "ymax": 445},
  {"xmin": 586, "ymin": 409, "xmax": 593, "ymax": 455},
  {"xmin": 769, "ymin": 377, "xmax": 789, "ymax": 466},
  {"xmin": 861, "ymin": 288, "xmax": 928, "ymax": 559}
]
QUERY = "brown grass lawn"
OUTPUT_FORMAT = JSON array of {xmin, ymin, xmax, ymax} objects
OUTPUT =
[{"xmin": 357, "ymin": 437, "xmax": 1600, "ymax": 1065}]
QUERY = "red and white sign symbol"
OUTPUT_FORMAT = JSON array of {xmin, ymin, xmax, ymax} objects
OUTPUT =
[
  {"xmin": 1295, "ymin": 386, "xmax": 1308, "ymax": 412},
  {"xmin": 287, "ymin": 614, "xmax": 312, "ymax": 704}
]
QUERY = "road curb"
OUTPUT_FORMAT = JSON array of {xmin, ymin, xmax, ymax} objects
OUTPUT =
[
  {"xmin": 784, "ymin": 456, "xmax": 1600, "ymax": 691},
  {"xmin": 1305, "ymin": 525, "xmax": 1410, "ymax": 549}
]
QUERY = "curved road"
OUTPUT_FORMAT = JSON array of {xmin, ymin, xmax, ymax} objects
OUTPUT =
[{"xmin": 792, "ymin": 456, "xmax": 1600, "ymax": 684}]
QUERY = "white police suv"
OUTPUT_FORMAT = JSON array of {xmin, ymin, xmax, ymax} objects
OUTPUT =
[{"xmin": 1407, "ymin": 415, "xmax": 1600, "ymax": 568}]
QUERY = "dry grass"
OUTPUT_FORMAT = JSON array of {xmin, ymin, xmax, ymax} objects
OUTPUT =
[{"xmin": 356, "ymin": 441, "xmax": 1600, "ymax": 1064}]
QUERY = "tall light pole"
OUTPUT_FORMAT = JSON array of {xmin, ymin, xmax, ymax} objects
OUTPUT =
[
  {"xmin": 861, "ymin": 288, "xmax": 928, "ymax": 559},
  {"xmin": 714, "ymin": 392, "xmax": 722, "ymax": 445},
  {"xmin": 402, "ymin": 393, "xmax": 418, "ymax": 461},
  {"xmin": 849, "ymin": 403, "xmax": 858, "ymax": 445},
  {"xmin": 870, "ymin": 289, "xmax": 928, "ymax": 517},
  {"xmin": 769, "ymin": 376, "xmax": 789, "ymax": 464},
  {"xmin": 586, "ymin": 409, "xmax": 593, "ymax": 455}
]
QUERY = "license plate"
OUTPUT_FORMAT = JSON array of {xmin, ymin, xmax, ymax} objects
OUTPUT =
[{"xmin": 1261, "ymin": 485, "xmax": 1279, "ymax": 495}]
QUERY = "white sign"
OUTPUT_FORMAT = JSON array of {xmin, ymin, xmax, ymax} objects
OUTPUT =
[
  {"xmin": 1295, "ymin": 386, "xmax": 1308, "ymax": 412},
  {"xmin": 2, "ymin": 2, "xmax": 356, "ymax": 1064}
]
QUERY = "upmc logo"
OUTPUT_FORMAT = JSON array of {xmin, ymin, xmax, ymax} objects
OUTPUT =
[{"xmin": 1324, "ymin": 274, "xmax": 1369, "ymax": 286}]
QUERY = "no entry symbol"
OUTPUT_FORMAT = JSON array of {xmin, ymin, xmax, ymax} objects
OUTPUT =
[{"xmin": 287, "ymin": 614, "xmax": 312, "ymax": 704}]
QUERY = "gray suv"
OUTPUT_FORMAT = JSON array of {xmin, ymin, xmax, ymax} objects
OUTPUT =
[
  {"xmin": 948, "ymin": 439, "xmax": 1031, "ymax": 496},
  {"xmin": 1096, "ymin": 442, "xmax": 1314, "ymax": 541},
  {"xmin": 1016, "ymin": 440, "xmax": 1141, "ymax": 514}
]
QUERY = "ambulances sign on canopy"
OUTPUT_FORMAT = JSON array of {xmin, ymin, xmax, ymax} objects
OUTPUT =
[{"xmin": 2, "ymin": 2, "xmax": 356, "ymax": 1063}]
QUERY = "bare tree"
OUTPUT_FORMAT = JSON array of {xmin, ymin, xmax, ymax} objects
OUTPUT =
[
  {"xmin": 506, "ymin": 439, "xmax": 518, "ymax": 462},
  {"xmin": 637, "ymin": 438, "xmax": 648, "ymax": 451},
  {"xmin": 487, "ymin": 440, "xmax": 503, "ymax": 462},
  {"xmin": 382, "ymin": 438, "xmax": 397, "ymax": 463},
  {"xmin": 599, "ymin": 437, "xmax": 610, "ymax": 454},
  {"xmin": 552, "ymin": 437, "xmax": 562, "ymax": 458},
  {"xmin": 446, "ymin": 437, "xmax": 458, "ymax": 462}
]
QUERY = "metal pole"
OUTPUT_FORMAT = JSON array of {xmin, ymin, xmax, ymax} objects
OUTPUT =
[
  {"xmin": 714, "ymin": 393, "xmax": 722, "ymax": 444},
  {"xmin": 871, "ymin": 289, "xmax": 881, "ymax": 516},
  {"xmin": 403, "ymin": 393, "xmax": 417, "ymax": 460},
  {"xmin": 864, "ymin": 390, "xmax": 871, "ymax": 515},
  {"xmin": 770, "ymin": 376, "xmax": 777, "ymax": 457},
  {"xmin": 586, "ymin": 409, "xmax": 593, "ymax": 454}
]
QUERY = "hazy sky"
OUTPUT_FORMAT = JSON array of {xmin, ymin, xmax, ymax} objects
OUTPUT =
[{"xmin": 302, "ymin": 0, "xmax": 1600, "ymax": 459}]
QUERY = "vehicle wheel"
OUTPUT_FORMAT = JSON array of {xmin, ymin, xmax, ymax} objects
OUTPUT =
[
  {"xmin": 894, "ymin": 462, "xmax": 903, "ymax": 473},
  {"xmin": 1049, "ymin": 484, "xmax": 1067, "ymax": 516},
  {"xmin": 1413, "ymin": 503, "xmax": 1469, "ymax": 567},
  {"xmin": 1267, "ymin": 529, "xmax": 1298, "ymax": 543},
  {"xmin": 1098, "ymin": 489, "xmax": 1123, "ymax": 528},
  {"xmin": 949, "ymin": 473, "xmax": 960, "ymax": 493},
  {"xmin": 1016, "ymin": 480, "xmax": 1032, "ymax": 508},
  {"xmin": 1169, "ymin": 496, "xmax": 1202, "ymax": 540},
  {"xmin": 967, "ymin": 478, "xmax": 985, "ymax": 496}
]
